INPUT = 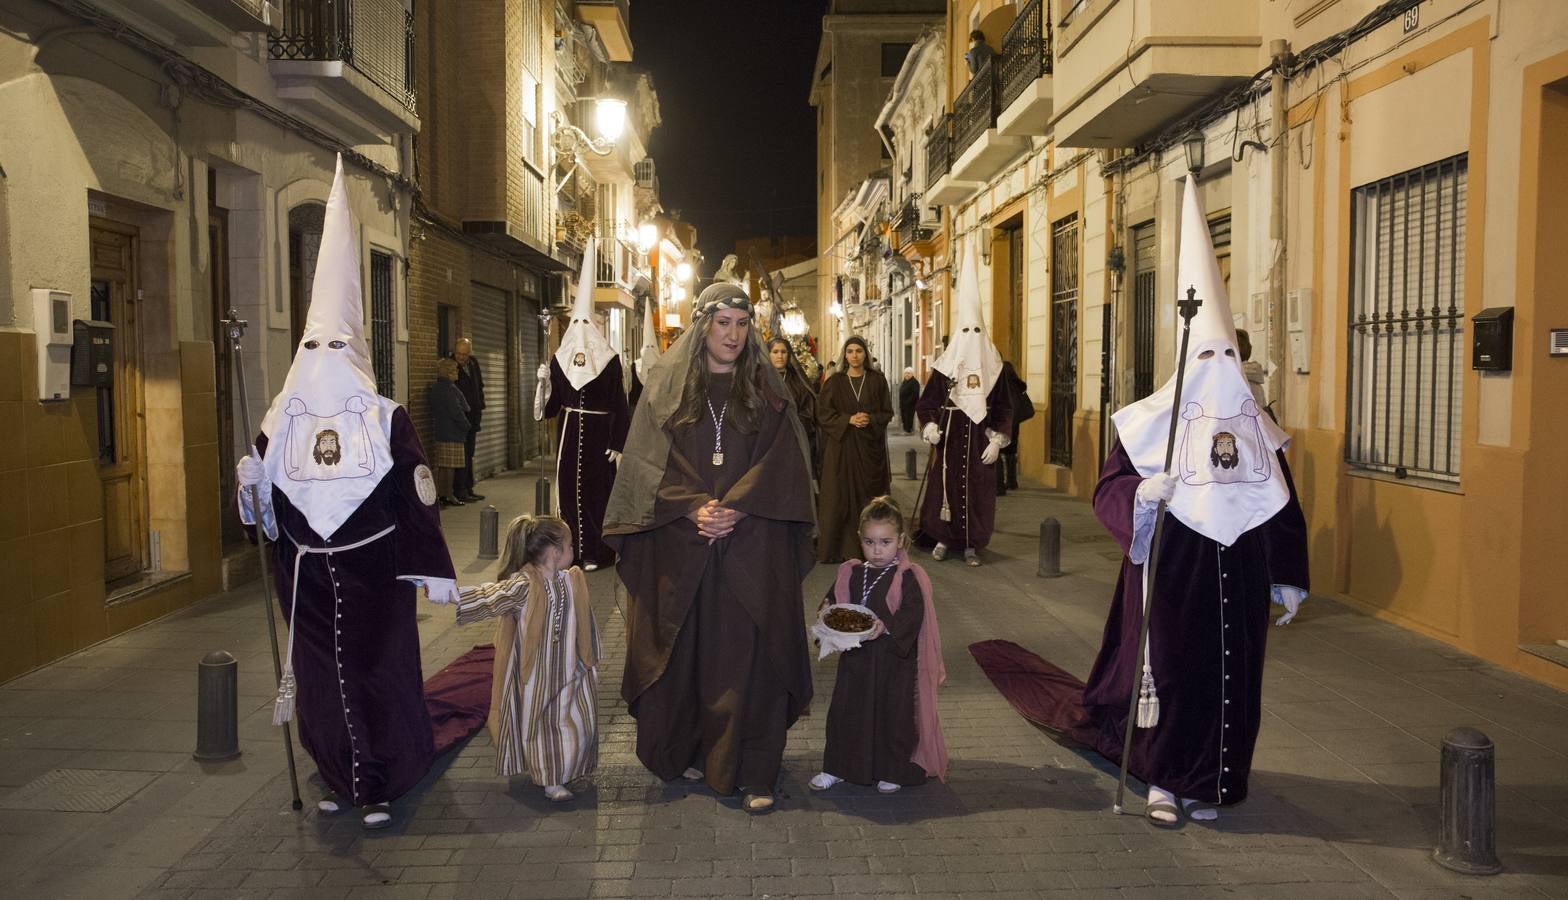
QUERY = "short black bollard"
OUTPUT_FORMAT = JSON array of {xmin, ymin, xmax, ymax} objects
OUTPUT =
[
  {"xmin": 534, "ymin": 477, "xmax": 552, "ymax": 516},
  {"xmin": 193, "ymin": 651, "xmax": 241, "ymax": 761},
  {"xmin": 1434, "ymin": 726, "xmax": 1502, "ymax": 875},
  {"xmin": 905, "ymin": 448, "xmax": 918, "ymax": 481},
  {"xmin": 478, "ymin": 505, "xmax": 500, "ymax": 560},
  {"xmin": 1037, "ymin": 518, "xmax": 1062, "ymax": 578}
]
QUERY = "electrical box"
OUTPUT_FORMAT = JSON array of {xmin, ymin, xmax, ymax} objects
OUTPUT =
[
  {"xmin": 71, "ymin": 319, "xmax": 114, "ymax": 387},
  {"xmin": 31, "ymin": 289, "xmax": 72, "ymax": 401},
  {"xmin": 1286, "ymin": 288, "xmax": 1312, "ymax": 374},
  {"xmin": 1471, "ymin": 307, "xmax": 1514, "ymax": 371}
]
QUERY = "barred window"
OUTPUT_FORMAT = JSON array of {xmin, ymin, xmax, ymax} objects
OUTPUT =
[
  {"xmin": 1346, "ymin": 155, "xmax": 1467, "ymax": 483},
  {"xmin": 370, "ymin": 250, "xmax": 397, "ymax": 398}
]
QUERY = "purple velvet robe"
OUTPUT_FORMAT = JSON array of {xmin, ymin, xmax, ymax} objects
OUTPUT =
[
  {"xmin": 1079, "ymin": 441, "xmax": 1308, "ymax": 805},
  {"xmin": 544, "ymin": 356, "xmax": 631, "ymax": 568},
  {"xmin": 913, "ymin": 374, "xmax": 1013, "ymax": 552},
  {"xmin": 253, "ymin": 407, "xmax": 456, "ymax": 807}
]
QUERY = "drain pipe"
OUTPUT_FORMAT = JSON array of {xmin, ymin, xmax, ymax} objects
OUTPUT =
[{"xmin": 1268, "ymin": 40, "xmax": 1291, "ymax": 413}]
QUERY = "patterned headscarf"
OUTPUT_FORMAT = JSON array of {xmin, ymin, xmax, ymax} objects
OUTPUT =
[{"xmin": 694, "ymin": 282, "xmax": 751, "ymax": 319}]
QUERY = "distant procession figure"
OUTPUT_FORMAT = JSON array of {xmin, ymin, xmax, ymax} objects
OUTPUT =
[
  {"xmin": 630, "ymin": 301, "xmax": 662, "ymax": 410},
  {"xmin": 815, "ymin": 336, "xmax": 894, "ymax": 564},
  {"xmin": 769, "ymin": 337, "xmax": 819, "ymax": 479},
  {"xmin": 898, "ymin": 368, "xmax": 920, "ymax": 434},
  {"xmin": 605, "ymin": 283, "xmax": 816, "ymax": 815},
  {"xmin": 534, "ymin": 237, "xmax": 631, "ymax": 572},
  {"xmin": 915, "ymin": 249, "xmax": 1012, "ymax": 567},
  {"xmin": 234, "ymin": 157, "xmax": 457, "ymax": 831}
]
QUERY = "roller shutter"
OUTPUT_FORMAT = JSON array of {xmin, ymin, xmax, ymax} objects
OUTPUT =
[{"xmin": 469, "ymin": 282, "xmax": 511, "ymax": 480}]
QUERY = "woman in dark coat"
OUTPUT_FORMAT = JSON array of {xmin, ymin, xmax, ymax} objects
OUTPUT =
[
  {"xmin": 995, "ymin": 361, "xmax": 1034, "ymax": 496},
  {"xmin": 898, "ymin": 368, "xmax": 921, "ymax": 433},
  {"xmin": 605, "ymin": 284, "xmax": 816, "ymax": 814},
  {"xmin": 427, "ymin": 357, "xmax": 471, "ymax": 506},
  {"xmin": 815, "ymin": 336, "xmax": 894, "ymax": 563},
  {"xmin": 768, "ymin": 337, "xmax": 819, "ymax": 478}
]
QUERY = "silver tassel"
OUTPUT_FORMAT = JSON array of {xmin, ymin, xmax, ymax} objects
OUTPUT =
[
  {"xmin": 1135, "ymin": 666, "xmax": 1160, "ymax": 728},
  {"xmin": 272, "ymin": 668, "xmax": 297, "ymax": 726}
]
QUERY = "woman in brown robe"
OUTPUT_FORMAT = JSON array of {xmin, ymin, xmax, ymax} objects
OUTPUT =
[
  {"xmin": 768, "ymin": 337, "xmax": 819, "ymax": 479},
  {"xmin": 604, "ymin": 283, "xmax": 816, "ymax": 814},
  {"xmin": 815, "ymin": 336, "xmax": 894, "ymax": 563}
]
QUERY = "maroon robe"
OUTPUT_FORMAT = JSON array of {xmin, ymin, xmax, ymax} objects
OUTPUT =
[
  {"xmin": 974, "ymin": 441, "xmax": 1308, "ymax": 805},
  {"xmin": 252, "ymin": 407, "xmax": 455, "ymax": 807},
  {"xmin": 815, "ymin": 369, "xmax": 894, "ymax": 563},
  {"xmin": 608, "ymin": 373, "xmax": 816, "ymax": 795},
  {"xmin": 543, "ymin": 356, "xmax": 630, "ymax": 568},
  {"xmin": 913, "ymin": 373, "xmax": 1013, "ymax": 552}
]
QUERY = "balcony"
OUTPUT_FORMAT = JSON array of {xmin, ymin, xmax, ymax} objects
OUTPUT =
[
  {"xmin": 925, "ymin": 113, "xmax": 980, "ymax": 206},
  {"xmin": 996, "ymin": 0, "xmax": 1054, "ymax": 137},
  {"xmin": 268, "ymin": 0, "xmax": 419, "ymax": 141},
  {"xmin": 1051, "ymin": 0, "xmax": 1262, "ymax": 148},
  {"xmin": 949, "ymin": 56, "xmax": 1028, "ymax": 187},
  {"xmin": 97, "ymin": 0, "xmax": 276, "ymax": 46},
  {"xmin": 593, "ymin": 229, "xmax": 648, "ymax": 309},
  {"xmin": 577, "ymin": 0, "xmax": 633, "ymax": 63}
]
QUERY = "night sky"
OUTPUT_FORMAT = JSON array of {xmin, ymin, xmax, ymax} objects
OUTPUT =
[{"xmin": 629, "ymin": 0, "xmax": 827, "ymax": 273}]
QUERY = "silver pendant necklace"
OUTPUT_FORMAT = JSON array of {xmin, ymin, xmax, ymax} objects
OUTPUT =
[
  {"xmin": 859, "ymin": 562, "xmax": 893, "ymax": 607},
  {"xmin": 848, "ymin": 372, "xmax": 866, "ymax": 404},
  {"xmin": 706, "ymin": 396, "xmax": 728, "ymax": 466}
]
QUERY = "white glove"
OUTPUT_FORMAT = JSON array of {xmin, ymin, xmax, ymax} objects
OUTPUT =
[
  {"xmin": 1135, "ymin": 472, "xmax": 1177, "ymax": 510},
  {"xmin": 1272, "ymin": 585, "xmax": 1307, "ymax": 625},
  {"xmin": 607, "ymin": 449, "xmax": 622, "ymax": 464},
  {"xmin": 922, "ymin": 422, "xmax": 941, "ymax": 445},
  {"xmin": 533, "ymin": 367, "xmax": 551, "ymax": 421},
  {"xmin": 980, "ymin": 438, "xmax": 1003, "ymax": 466},
  {"xmin": 422, "ymin": 577, "xmax": 461, "ymax": 606},
  {"xmin": 236, "ymin": 454, "xmax": 266, "ymax": 488},
  {"xmin": 536, "ymin": 363, "xmax": 550, "ymax": 381}
]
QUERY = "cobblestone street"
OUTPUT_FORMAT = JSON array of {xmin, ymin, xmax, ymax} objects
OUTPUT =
[{"xmin": 1, "ymin": 434, "xmax": 1565, "ymax": 900}]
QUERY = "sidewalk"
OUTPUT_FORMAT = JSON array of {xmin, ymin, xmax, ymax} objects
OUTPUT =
[{"xmin": 0, "ymin": 432, "xmax": 1564, "ymax": 899}]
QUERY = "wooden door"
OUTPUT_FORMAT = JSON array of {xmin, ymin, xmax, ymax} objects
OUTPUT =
[
  {"xmin": 209, "ymin": 207, "xmax": 246, "ymax": 550},
  {"xmin": 90, "ymin": 223, "xmax": 148, "ymax": 582}
]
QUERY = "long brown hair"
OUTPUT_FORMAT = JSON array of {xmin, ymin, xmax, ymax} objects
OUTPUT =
[
  {"xmin": 835, "ymin": 335, "xmax": 875, "ymax": 374},
  {"xmin": 498, "ymin": 515, "xmax": 571, "ymax": 579},
  {"xmin": 671, "ymin": 312, "xmax": 779, "ymax": 435}
]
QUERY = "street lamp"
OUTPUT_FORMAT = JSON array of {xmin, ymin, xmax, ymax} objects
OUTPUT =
[
  {"xmin": 550, "ymin": 97, "xmax": 628, "ymax": 193},
  {"xmin": 1183, "ymin": 129, "xmax": 1206, "ymax": 174},
  {"xmin": 782, "ymin": 309, "xmax": 807, "ymax": 337},
  {"xmin": 637, "ymin": 221, "xmax": 658, "ymax": 253},
  {"xmin": 671, "ymin": 284, "xmax": 688, "ymax": 303},
  {"xmin": 674, "ymin": 260, "xmax": 693, "ymax": 284},
  {"xmin": 829, "ymin": 301, "xmax": 844, "ymax": 319},
  {"xmin": 594, "ymin": 97, "xmax": 628, "ymax": 143}
]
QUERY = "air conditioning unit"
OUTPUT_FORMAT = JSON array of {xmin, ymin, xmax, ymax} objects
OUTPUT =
[{"xmin": 634, "ymin": 157, "xmax": 657, "ymax": 190}]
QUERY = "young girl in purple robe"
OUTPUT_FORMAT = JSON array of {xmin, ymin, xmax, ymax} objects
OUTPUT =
[
  {"xmin": 812, "ymin": 496, "xmax": 948, "ymax": 793},
  {"xmin": 455, "ymin": 516, "xmax": 599, "ymax": 802}
]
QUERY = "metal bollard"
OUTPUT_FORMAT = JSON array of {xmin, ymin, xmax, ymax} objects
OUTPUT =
[
  {"xmin": 1036, "ymin": 518, "xmax": 1062, "ymax": 578},
  {"xmin": 478, "ymin": 505, "xmax": 500, "ymax": 559},
  {"xmin": 193, "ymin": 651, "xmax": 241, "ymax": 761},
  {"xmin": 905, "ymin": 448, "xmax": 918, "ymax": 480},
  {"xmin": 534, "ymin": 477, "xmax": 552, "ymax": 516},
  {"xmin": 1434, "ymin": 726, "xmax": 1502, "ymax": 875}
]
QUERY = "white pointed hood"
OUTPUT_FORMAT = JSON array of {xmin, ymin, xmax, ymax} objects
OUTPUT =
[
  {"xmin": 257, "ymin": 155, "xmax": 397, "ymax": 540},
  {"xmin": 556, "ymin": 236, "xmax": 617, "ymax": 390},
  {"xmin": 636, "ymin": 300, "xmax": 661, "ymax": 380},
  {"xmin": 931, "ymin": 241, "xmax": 1003, "ymax": 423},
  {"xmin": 1112, "ymin": 175, "xmax": 1290, "ymax": 547}
]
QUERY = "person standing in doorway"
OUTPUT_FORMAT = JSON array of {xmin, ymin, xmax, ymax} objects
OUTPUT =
[{"xmin": 448, "ymin": 338, "xmax": 486, "ymax": 502}]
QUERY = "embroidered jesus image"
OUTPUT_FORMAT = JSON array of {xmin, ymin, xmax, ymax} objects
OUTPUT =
[
  {"xmin": 965, "ymin": 373, "xmax": 981, "ymax": 389},
  {"xmin": 1176, "ymin": 400, "xmax": 1274, "ymax": 486},
  {"xmin": 313, "ymin": 430, "xmax": 342, "ymax": 466},
  {"xmin": 573, "ymin": 351, "xmax": 587, "ymax": 367},
  {"xmin": 1210, "ymin": 431, "xmax": 1239, "ymax": 470}
]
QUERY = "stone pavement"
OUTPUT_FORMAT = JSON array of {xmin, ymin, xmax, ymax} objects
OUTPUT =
[{"xmin": 2, "ymin": 431, "xmax": 1566, "ymax": 900}]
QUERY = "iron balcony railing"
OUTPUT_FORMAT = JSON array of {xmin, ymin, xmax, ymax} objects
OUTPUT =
[
  {"xmin": 269, "ymin": 0, "xmax": 417, "ymax": 111},
  {"xmin": 953, "ymin": 55, "xmax": 997, "ymax": 160},
  {"xmin": 926, "ymin": 113, "xmax": 952, "ymax": 182},
  {"xmin": 998, "ymin": 0, "xmax": 1052, "ymax": 113},
  {"xmin": 894, "ymin": 198, "xmax": 933, "ymax": 247}
]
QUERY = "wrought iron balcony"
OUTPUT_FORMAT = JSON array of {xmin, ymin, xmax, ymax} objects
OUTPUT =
[
  {"xmin": 998, "ymin": 0, "xmax": 1052, "ymax": 114},
  {"xmin": 894, "ymin": 199, "xmax": 933, "ymax": 248},
  {"xmin": 926, "ymin": 113, "xmax": 952, "ymax": 182},
  {"xmin": 953, "ymin": 56, "xmax": 997, "ymax": 160},
  {"xmin": 269, "ymin": 0, "xmax": 416, "ymax": 112}
]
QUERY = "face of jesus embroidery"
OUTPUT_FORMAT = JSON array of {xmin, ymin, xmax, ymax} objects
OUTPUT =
[
  {"xmin": 313, "ymin": 430, "xmax": 342, "ymax": 466},
  {"xmin": 1176, "ymin": 400, "xmax": 1274, "ymax": 486},
  {"xmin": 966, "ymin": 374, "xmax": 981, "ymax": 389},
  {"xmin": 1210, "ymin": 431, "xmax": 1238, "ymax": 470},
  {"xmin": 573, "ymin": 351, "xmax": 586, "ymax": 367}
]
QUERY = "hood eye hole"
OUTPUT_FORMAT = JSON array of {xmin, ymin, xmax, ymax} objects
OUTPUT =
[
  {"xmin": 1224, "ymin": 348, "xmax": 1235, "ymax": 357},
  {"xmin": 328, "ymin": 340, "xmax": 346, "ymax": 349},
  {"xmin": 303, "ymin": 340, "xmax": 320, "ymax": 350},
  {"xmin": 1198, "ymin": 349, "xmax": 1215, "ymax": 359}
]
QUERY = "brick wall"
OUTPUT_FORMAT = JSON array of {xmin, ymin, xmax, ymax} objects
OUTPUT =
[{"xmin": 407, "ymin": 231, "xmax": 469, "ymax": 447}]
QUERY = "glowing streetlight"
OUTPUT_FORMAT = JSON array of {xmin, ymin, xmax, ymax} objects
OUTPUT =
[
  {"xmin": 671, "ymin": 284, "xmax": 688, "ymax": 303},
  {"xmin": 829, "ymin": 301, "xmax": 844, "ymax": 319},
  {"xmin": 674, "ymin": 260, "xmax": 693, "ymax": 283},
  {"xmin": 595, "ymin": 97, "xmax": 627, "ymax": 143},
  {"xmin": 637, "ymin": 221, "xmax": 658, "ymax": 253}
]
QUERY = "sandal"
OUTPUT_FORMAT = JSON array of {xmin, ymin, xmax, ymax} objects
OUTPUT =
[
  {"xmin": 543, "ymin": 785, "xmax": 574, "ymax": 802},
  {"xmin": 741, "ymin": 792, "xmax": 776, "ymax": 815},
  {"xmin": 316, "ymin": 792, "xmax": 343, "ymax": 815},
  {"xmin": 809, "ymin": 772, "xmax": 842, "ymax": 791},
  {"xmin": 681, "ymin": 767, "xmax": 704, "ymax": 782},
  {"xmin": 1181, "ymin": 799, "xmax": 1219, "ymax": 822},
  {"xmin": 1144, "ymin": 800, "xmax": 1180, "ymax": 828},
  {"xmin": 360, "ymin": 803, "xmax": 393, "ymax": 830}
]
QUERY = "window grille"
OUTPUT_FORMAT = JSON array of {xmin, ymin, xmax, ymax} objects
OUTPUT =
[
  {"xmin": 1347, "ymin": 154, "xmax": 1467, "ymax": 483},
  {"xmin": 370, "ymin": 250, "xmax": 397, "ymax": 398},
  {"xmin": 1131, "ymin": 221, "xmax": 1156, "ymax": 400},
  {"xmin": 1050, "ymin": 215, "xmax": 1079, "ymax": 467}
]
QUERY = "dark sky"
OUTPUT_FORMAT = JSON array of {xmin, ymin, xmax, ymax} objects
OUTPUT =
[{"xmin": 629, "ymin": 0, "xmax": 827, "ymax": 274}]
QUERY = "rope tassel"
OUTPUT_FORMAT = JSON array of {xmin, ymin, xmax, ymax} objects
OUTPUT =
[
  {"xmin": 272, "ymin": 667, "xmax": 297, "ymax": 726},
  {"xmin": 1135, "ymin": 664, "xmax": 1159, "ymax": 728}
]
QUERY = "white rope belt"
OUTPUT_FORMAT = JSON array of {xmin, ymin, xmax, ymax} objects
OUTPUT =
[
  {"xmin": 271, "ymin": 523, "xmax": 396, "ymax": 725},
  {"xmin": 562, "ymin": 406, "xmax": 609, "ymax": 415}
]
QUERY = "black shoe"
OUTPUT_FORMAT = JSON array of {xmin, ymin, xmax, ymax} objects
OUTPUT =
[
  {"xmin": 460, "ymin": 493, "xmax": 485, "ymax": 502},
  {"xmin": 440, "ymin": 496, "xmax": 465, "ymax": 508}
]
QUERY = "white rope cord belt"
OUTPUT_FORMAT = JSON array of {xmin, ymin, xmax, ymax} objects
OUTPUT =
[
  {"xmin": 272, "ymin": 523, "xmax": 396, "ymax": 725},
  {"xmin": 562, "ymin": 406, "xmax": 609, "ymax": 415}
]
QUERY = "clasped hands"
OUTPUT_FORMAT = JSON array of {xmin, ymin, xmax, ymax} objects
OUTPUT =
[
  {"xmin": 689, "ymin": 498, "xmax": 745, "ymax": 543},
  {"xmin": 849, "ymin": 412, "xmax": 871, "ymax": 428}
]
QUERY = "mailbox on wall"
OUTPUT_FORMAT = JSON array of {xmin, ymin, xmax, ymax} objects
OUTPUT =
[
  {"xmin": 71, "ymin": 319, "xmax": 114, "ymax": 387},
  {"xmin": 1471, "ymin": 307, "xmax": 1514, "ymax": 372}
]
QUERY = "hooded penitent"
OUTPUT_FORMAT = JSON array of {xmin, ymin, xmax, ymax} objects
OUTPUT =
[
  {"xmin": 1110, "ymin": 176, "xmax": 1290, "ymax": 548},
  {"xmin": 636, "ymin": 299, "xmax": 661, "ymax": 381},
  {"xmin": 556, "ymin": 236, "xmax": 617, "ymax": 391},
  {"xmin": 258, "ymin": 156, "xmax": 396, "ymax": 541},
  {"xmin": 931, "ymin": 244, "xmax": 1003, "ymax": 425}
]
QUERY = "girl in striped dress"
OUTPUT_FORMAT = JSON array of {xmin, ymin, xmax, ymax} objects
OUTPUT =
[{"xmin": 455, "ymin": 516, "xmax": 599, "ymax": 801}]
